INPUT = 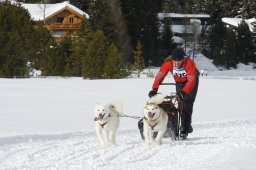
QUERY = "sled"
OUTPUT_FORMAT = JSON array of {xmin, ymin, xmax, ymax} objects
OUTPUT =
[{"xmin": 138, "ymin": 83, "xmax": 181, "ymax": 141}]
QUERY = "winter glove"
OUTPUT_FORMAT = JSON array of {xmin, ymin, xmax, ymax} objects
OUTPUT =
[
  {"xmin": 148, "ymin": 88, "xmax": 158, "ymax": 98},
  {"xmin": 177, "ymin": 91, "xmax": 186, "ymax": 101}
]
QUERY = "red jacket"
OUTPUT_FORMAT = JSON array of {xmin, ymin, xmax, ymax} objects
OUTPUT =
[{"xmin": 152, "ymin": 57, "xmax": 198, "ymax": 94}]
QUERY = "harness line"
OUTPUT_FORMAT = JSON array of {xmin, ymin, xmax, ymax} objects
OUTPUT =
[{"xmin": 120, "ymin": 114, "xmax": 142, "ymax": 119}]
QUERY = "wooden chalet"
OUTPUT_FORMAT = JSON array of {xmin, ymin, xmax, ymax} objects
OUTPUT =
[{"xmin": 21, "ymin": 1, "xmax": 89, "ymax": 42}]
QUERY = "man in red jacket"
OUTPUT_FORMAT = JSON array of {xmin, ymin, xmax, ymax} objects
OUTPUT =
[{"xmin": 148, "ymin": 48, "xmax": 199, "ymax": 139}]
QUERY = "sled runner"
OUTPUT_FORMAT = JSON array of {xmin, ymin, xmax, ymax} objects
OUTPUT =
[{"xmin": 138, "ymin": 83, "xmax": 182, "ymax": 141}]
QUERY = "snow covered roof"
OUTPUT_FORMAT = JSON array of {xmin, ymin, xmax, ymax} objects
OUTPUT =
[
  {"xmin": 21, "ymin": 1, "xmax": 89, "ymax": 21},
  {"xmin": 171, "ymin": 36, "xmax": 184, "ymax": 44},
  {"xmin": 158, "ymin": 13, "xmax": 210, "ymax": 20},
  {"xmin": 222, "ymin": 17, "xmax": 256, "ymax": 32}
]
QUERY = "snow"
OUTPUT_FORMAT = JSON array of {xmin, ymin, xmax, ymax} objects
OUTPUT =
[
  {"xmin": 193, "ymin": 53, "xmax": 218, "ymax": 71},
  {"xmin": 222, "ymin": 17, "xmax": 256, "ymax": 32},
  {"xmin": 172, "ymin": 36, "xmax": 185, "ymax": 44},
  {"xmin": 0, "ymin": 63, "xmax": 256, "ymax": 169}
]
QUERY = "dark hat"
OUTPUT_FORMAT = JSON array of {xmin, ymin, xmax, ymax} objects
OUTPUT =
[{"xmin": 172, "ymin": 48, "xmax": 185, "ymax": 61}]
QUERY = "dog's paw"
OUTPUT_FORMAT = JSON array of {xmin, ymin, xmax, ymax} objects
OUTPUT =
[
  {"xmin": 108, "ymin": 143, "xmax": 117, "ymax": 147},
  {"xmin": 100, "ymin": 144, "xmax": 106, "ymax": 148},
  {"xmin": 154, "ymin": 140, "xmax": 163, "ymax": 146},
  {"xmin": 100, "ymin": 144, "xmax": 109, "ymax": 148},
  {"xmin": 145, "ymin": 141, "xmax": 153, "ymax": 147}
]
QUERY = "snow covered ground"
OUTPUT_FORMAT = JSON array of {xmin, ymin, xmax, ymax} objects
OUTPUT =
[{"xmin": 0, "ymin": 64, "xmax": 256, "ymax": 169}]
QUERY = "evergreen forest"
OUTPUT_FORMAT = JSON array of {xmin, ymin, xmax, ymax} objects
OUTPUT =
[{"xmin": 0, "ymin": 0, "xmax": 256, "ymax": 78}]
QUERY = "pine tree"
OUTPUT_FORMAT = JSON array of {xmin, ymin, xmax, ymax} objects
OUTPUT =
[
  {"xmin": 67, "ymin": 19, "xmax": 93, "ymax": 76},
  {"xmin": 160, "ymin": 23, "xmax": 174, "ymax": 57},
  {"xmin": 223, "ymin": 28, "xmax": 237, "ymax": 68},
  {"xmin": 161, "ymin": 0, "xmax": 181, "ymax": 13},
  {"xmin": 252, "ymin": 23, "xmax": 256, "ymax": 63},
  {"xmin": 120, "ymin": 0, "xmax": 162, "ymax": 65},
  {"xmin": 43, "ymin": 44, "xmax": 67, "ymax": 76},
  {"xmin": 30, "ymin": 22, "xmax": 56, "ymax": 72},
  {"xmin": 0, "ymin": 3, "xmax": 34, "ymax": 78},
  {"xmin": 225, "ymin": 0, "xmax": 242, "ymax": 17},
  {"xmin": 197, "ymin": 24, "xmax": 211, "ymax": 58},
  {"xmin": 106, "ymin": 0, "xmax": 132, "ymax": 62},
  {"xmin": 210, "ymin": 21, "xmax": 226, "ymax": 65},
  {"xmin": 88, "ymin": 0, "xmax": 114, "ymax": 38},
  {"xmin": 103, "ymin": 43, "xmax": 127, "ymax": 79},
  {"xmin": 82, "ymin": 29, "xmax": 129, "ymax": 79},
  {"xmin": 28, "ymin": 21, "xmax": 68, "ymax": 77},
  {"xmin": 240, "ymin": 0, "xmax": 256, "ymax": 18},
  {"xmin": 59, "ymin": 35, "xmax": 73, "ymax": 76},
  {"xmin": 82, "ymin": 30, "xmax": 108, "ymax": 79},
  {"xmin": 237, "ymin": 20, "xmax": 253, "ymax": 64},
  {"xmin": 69, "ymin": 0, "xmax": 90, "ymax": 12},
  {"xmin": 194, "ymin": 0, "xmax": 212, "ymax": 14},
  {"xmin": 68, "ymin": 35, "xmax": 84, "ymax": 76},
  {"xmin": 132, "ymin": 41, "xmax": 145, "ymax": 78}
]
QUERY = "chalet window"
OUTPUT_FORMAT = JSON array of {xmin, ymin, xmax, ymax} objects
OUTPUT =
[
  {"xmin": 57, "ymin": 17, "xmax": 64, "ymax": 23},
  {"xmin": 52, "ymin": 30, "xmax": 64, "ymax": 37},
  {"xmin": 69, "ymin": 18, "xmax": 74, "ymax": 23},
  {"xmin": 172, "ymin": 19, "xmax": 180, "ymax": 25}
]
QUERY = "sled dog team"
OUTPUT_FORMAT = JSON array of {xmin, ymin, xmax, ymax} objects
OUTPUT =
[
  {"xmin": 94, "ymin": 47, "xmax": 199, "ymax": 147},
  {"xmin": 94, "ymin": 94, "xmax": 169, "ymax": 147}
]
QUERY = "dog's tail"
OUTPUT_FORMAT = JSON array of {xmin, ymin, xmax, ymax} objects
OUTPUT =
[
  {"xmin": 107, "ymin": 101, "xmax": 123, "ymax": 116},
  {"xmin": 147, "ymin": 93, "xmax": 165, "ymax": 105}
]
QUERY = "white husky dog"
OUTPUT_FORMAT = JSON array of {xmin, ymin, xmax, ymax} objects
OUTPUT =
[
  {"xmin": 94, "ymin": 101, "xmax": 123, "ymax": 147},
  {"xmin": 143, "ymin": 94, "xmax": 168, "ymax": 145}
]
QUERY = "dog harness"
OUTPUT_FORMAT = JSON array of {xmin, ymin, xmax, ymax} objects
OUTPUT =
[
  {"xmin": 99, "ymin": 122, "xmax": 108, "ymax": 128},
  {"xmin": 143, "ymin": 115, "xmax": 161, "ymax": 130},
  {"xmin": 97, "ymin": 113, "xmax": 111, "ymax": 128}
]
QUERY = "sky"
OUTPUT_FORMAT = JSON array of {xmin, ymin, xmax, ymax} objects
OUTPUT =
[{"xmin": 0, "ymin": 63, "xmax": 256, "ymax": 169}]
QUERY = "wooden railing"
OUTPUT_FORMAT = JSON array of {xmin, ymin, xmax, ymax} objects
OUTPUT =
[{"xmin": 47, "ymin": 23, "xmax": 80, "ymax": 30}]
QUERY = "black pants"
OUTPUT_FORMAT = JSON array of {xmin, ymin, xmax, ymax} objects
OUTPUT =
[{"xmin": 176, "ymin": 76, "xmax": 199, "ymax": 132}]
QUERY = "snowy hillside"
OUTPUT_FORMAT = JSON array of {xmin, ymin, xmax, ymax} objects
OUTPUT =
[
  {"xmin": 0, "ymin": 71, "xmax": 256, "ymax": 169},
  {"xmin": 193, "ymin": 53, "xmax": 218, "ymax": 71}
]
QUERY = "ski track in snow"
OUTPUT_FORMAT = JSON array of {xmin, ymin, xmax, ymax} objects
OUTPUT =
[{"xmin": 0, "ymin": 119, "xmax": 256, "ymax": 170}]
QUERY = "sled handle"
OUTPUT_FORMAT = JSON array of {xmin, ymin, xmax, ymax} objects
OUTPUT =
[{"xmin": 161, "ymin": 83, "xmax": 176, "ymax": 86}]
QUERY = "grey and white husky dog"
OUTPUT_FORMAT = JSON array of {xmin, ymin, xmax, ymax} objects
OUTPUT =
[{"xmin": 143, "ymin": 94, "xmax": 168, "ymax": 145}]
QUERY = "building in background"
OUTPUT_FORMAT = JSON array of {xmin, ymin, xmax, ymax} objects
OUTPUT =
[
  {"xmin": 21, "ymin": 1, "xmax": 89, "ymax": 42},
  {"xmin": 158, "ymin": 13, "xmax": 210, "ymax": 50}
]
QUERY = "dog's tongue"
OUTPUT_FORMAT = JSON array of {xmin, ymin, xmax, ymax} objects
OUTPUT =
[
  {"xmin": 94, "ymin": 115, "xmax": 103, "ymax": 121},
  {"xmin": 94, "ymin": 117, "xmax": 99, "ymax": 121},
  {"xmin": 149, "ymin": 113, "xmax": 155, "ymax": 118}
]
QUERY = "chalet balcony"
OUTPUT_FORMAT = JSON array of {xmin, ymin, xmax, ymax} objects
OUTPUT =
[
  {"xmin": 47, "ymin": 23, "xmax": 80, "ymax": 30},
  {"xmin": 171, "ymin": 25, "xmax": 194, "ymax": 34}
]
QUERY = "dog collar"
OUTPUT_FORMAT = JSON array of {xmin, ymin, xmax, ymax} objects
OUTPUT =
[{"xmin": 98, "ymin": 113, "xmax": 111, "ymax": 128}]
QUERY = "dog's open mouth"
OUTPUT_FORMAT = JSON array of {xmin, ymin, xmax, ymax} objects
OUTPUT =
[
  {"xmin": 94, "ymin": 117, "xmax": 101, "ymax": 121},
  {"xmin": 94, "ymin": 114, "xmax": 104, "ymax": 121},
  {"xmin": 147, "ymin": 112, "xmax": 155, "ymax": 119}
]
